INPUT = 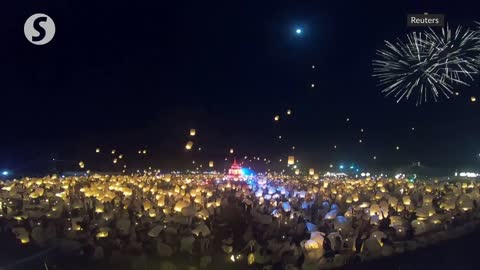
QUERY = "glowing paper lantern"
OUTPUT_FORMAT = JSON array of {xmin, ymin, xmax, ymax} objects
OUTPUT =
[
  {"xmin": 295, "ymin": 169, "xmax": 300, "ymax": 175},
  {"xmin": 423, "ymin": 194, "xmax": 433, "ymax": 206},
  {"xmin": 458, "ymin": 195, "xmax": 474, "ymax": 211},
  {"xmin": 287, "ymin": 109, "xmax": 292, "ymax": 115},
  {"xmin": 287, "ymin": 156, "xmax": 295, "ymax": 165},
  {"xmin": 190, "ymin": 129, "xmax": 196, "ymax": 136},
  {"xmin": 209, "ymin": 161, "xmax": 214, "ymax": 168},
  {"xmin": 248, "ymin": 253, "xmax": 255, "ymax": 265},
  {"xmin": 174, "ymin": 201, "xmax": 189, "ymax": 212},
  {"xmin": 148, "ymin": 209, "xmax": 156, "ymax": 218},
  {"xmin": 143, "ymin": 201, "xmax": 152, "ymax": 211},
  {"xmin": 96, "ymin": 148, "xmax": 100, "ymax": 153},
  {"xmin": 305, "ymin": 239, "xmax": 320, "ymax": 250},
  {"xmin": 309, "ymin": 168, "xmax": 315, "ymax": 176},
  {"xmin": 370, "ymin": 203, "xmax": 381, "ymax": 216},
  {"xmin": 95, "ymin": 205, "xmax": 104, "ymax": 213},
  {"xmin": 402, "ymin": 196, "xmax": 411, "ymax": 206},
  {"xmin": 471, "ymin": 96, "xmax": 476, "ymax": 102},
  {"xmin": 274, "ymin": 115, "xmax": 280, "ymax": 121},
  {"xmin": 411, "ymin": 219, "xmax": 427, "ymax": 235},
  {"xmin": 229, "ymin": 148, "xmax": 234, "ymax": 154},
  {"xmin": 416, "ymin": 206, "xmax": 435, "ymax": 220},
  {"xmin": 388, "ymin": 196, "xmax": 398, "ymax": 206},
  {"xmin": 96, "ymin": 228, "xmax": 109, "ymax": 238},
  {"xmin": 185, "ymin": 141, "xmax": 194, "ymax": 150},
  {"xmin": 325, "ymin": 209, "xmax": 338, "ymax": 220},
  {"xmin": 12, "ymin": 228, "xmax": 30, "ymax": 244}
]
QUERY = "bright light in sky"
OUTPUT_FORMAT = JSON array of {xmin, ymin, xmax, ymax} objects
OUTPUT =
[
  {"xmin": 2, "ymin": 171, "xmax": 8, "ymax": 176},
  {"xmin": 339, "ymin": 165, "xmax": 344, "ymax": 169},
  {"xmin": 295, "ymin": 28, "xmax": 302, "ymax": 34}
]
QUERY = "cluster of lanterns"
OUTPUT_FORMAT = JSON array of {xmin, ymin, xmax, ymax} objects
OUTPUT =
[{"xmin": 1, "ymin": 169, "xmax": 479, "ymax": 265}]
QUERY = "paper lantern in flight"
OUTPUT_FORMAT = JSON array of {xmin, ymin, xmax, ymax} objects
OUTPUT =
[
  {"xmin": 190, "ymin": 129, "xmax": 196, "ymax": 136},
  {"xmin": 287, "ymin": 156, "xmax": 295, "ymax": 165},
  {"xmin": 79, "ymin": 161, "xmax": 85, "ymax": 169},
  {"xmin": 185, "ymin": 141, "xmax": 194, "ymax": 150},
  {"xmin": 111, "ymin": 149, "xmax": 116, "ymax": 154},
  {"xmin": 274, "ymin": 115, "xmax": 280, "ymax": 121},
  {"xmin": 287, "ymin": 109, "xmax": 292, "ymax": 115},
  {"xmin": 471, "ymin": 96, "xmax": 477, "ymax": 102},
  {"xmin": 309, "ymin": 168, "xmax": 315, "ymax": 176},
  {"xmin": 295, "ymin": 169, "xmax": 300, "ymax": 175},
  {"xmin": 96, "ymin": 148, "xmax": 100, "ymax": 153},
  {"xmin": 229, "ymin": 148, "xmax": 234, "ymax": 154},
  {"xmin": 209, "ymin": 161, "xmax": 214, "ymax": 168}
]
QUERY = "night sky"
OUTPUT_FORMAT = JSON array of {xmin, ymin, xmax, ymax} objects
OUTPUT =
[{"xmin": 1, "ymin": 0, "xmax": 480, "ymax": 175}]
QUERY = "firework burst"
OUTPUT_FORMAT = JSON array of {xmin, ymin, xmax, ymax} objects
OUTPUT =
[{"xmin": 373, "ymin": 25, "xmax": 480, "ymax": 105}]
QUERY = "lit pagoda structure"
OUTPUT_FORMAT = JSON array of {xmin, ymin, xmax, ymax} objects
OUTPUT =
[{"xmin": 226, "ymin": 158, "xmax": 244, "ymax": 180}]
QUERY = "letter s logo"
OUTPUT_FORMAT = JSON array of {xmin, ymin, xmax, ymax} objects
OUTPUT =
[
  {"xmin": 32, "ymin": 16, "xmax": 47, "ymax": 42},
  {"xmin": 24, "ymin": 13, "xmax": 55, "ymax": 45}
]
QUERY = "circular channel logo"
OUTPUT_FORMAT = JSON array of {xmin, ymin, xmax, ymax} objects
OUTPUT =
[{"xmin": 24, "ymin": 13, "xmax": 56, "ymax": 45}]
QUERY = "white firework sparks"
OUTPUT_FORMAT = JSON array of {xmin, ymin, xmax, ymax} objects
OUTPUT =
[{"xmin": 373, "ymin": 25, "xmax": 480, "ymax": 105}]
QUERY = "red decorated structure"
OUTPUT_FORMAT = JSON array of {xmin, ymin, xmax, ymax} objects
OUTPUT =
[{"xmin": 226, "ymin": 159, "xmax": 243, "ymax": 180}]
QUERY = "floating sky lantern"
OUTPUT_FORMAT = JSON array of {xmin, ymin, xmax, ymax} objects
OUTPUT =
[
  {"xmin": 209, "ymin": 161, "xmax": 214, "ymax": 168},
  {"xmin": 309, "ymin": 168, "xmax": 315, "ymax": 176},
  {"xmin": 229, "ymin": 148, "xmax": 234, "ymax": 154},
  {"xmin": 96, "ymin": 148, "xmax": 100, "ymax": 153},
  {"xmin": 274, "ymin": 115, "xmax": 280, "ymax": 121},
  {"xmin": 111, "ymin": 149, "xmax": 116, "ymax": 154},
  {"xmin": 287, "ymin": 156, "xmax": 295, "ymax": 165},
  {"xmin": 471, "ymin": 96, "xmax": 476, "ymax": 102},
  {"xmin": 185, "ymin": 141, "xmax": 193, "ymax": 150},
  {"xmin": 190, "ymin": 128, "xmax": 196, "ymax": 136}
]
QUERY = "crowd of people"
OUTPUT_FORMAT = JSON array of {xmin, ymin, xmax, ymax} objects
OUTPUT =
[{"xmin": 0, "ymin": 172, "xmax": 480, "ymax": 270}]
